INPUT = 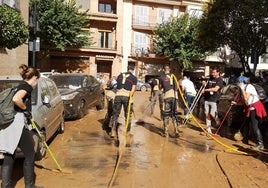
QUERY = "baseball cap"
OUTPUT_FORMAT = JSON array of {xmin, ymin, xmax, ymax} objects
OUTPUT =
[{"xmin": 237, "ymin": 75, "xmax": 249, "ymax": 83}]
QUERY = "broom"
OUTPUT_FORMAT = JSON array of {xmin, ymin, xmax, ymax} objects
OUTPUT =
[
  {"xmin": 30, "ymin": 118, "xmax": 72, "ymax": 174},
  {"xmin": 234, "ymin": 123, "xmax": 244, "ymax": 141}
]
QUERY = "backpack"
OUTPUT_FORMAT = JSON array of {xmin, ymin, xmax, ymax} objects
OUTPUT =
[
  {"xmin": 245, "ymin": 84, "xmax": 267, "ymax": 101},
  {"xmin": 0, "ymin": 88, "xmax": 17, "ymax": 128}
]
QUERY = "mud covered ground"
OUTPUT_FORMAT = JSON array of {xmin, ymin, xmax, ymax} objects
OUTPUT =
[{"xmin": 2, "ymin": 91, "xmax": 268, "ymax": 188}]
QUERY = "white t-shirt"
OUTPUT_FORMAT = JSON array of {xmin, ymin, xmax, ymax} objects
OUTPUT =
[
  {"xmin": 181, "ymin": 78, "xmax": 196, "ymax": 95},
  {"xmin": 245, "ymin": 84, "xmax": 259, "ymax": 106}
]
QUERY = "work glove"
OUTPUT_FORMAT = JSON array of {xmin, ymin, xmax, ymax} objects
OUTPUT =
[
  {"xmin": 23, "ymin": 110, "xmax": 32, "ymax": 120},
  {"xmin": 231, "ymin": 101, "xmax": 237, "ymax": 105}
]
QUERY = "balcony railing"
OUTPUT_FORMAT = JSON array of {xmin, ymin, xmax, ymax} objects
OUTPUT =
[
  {"xmin": 132, "ymin": 16, "xmax": 159, "ymax": 30},
  {"xmin": 131, "ymin": 45, "xmax": 155, "ymax": 58}
]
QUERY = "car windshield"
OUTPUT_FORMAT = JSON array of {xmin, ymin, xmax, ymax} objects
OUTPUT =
[{"xmin": 51, "ymin": 76, "xmax": 82, "ymax": 89}]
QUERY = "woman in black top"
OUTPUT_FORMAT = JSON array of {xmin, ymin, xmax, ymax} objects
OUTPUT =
[{"xmin": 0, "ymin": 64, "xmax": 42, "ymax": 188}]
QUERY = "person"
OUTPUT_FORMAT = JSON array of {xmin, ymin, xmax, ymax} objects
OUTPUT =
[
  {"xmin": 111, "ymin": 65, "xmax": 137, "ymax": 143},
  {"xmin": 202, "ymin": 66, "xmax": 223, "ymax": 133},
  {"xmin": 159, "ymin": 65, "xmax": 180, "ymax": 137},
  {"xmin": 0, "ymin": 64, "xmax": 42, "ymax": 188},
  {"xmin": 148, "ymin": 77, "xmax": 163, "ymax": 119},
  {"xmin": 102, "ymin": 79, "xmax": 117, "ymax": 136},
  {"xmin": 237, "ymin": 75, "xmax": 266, "ymax": 150},
  {"xmin": 181, "ymin": 74, "xmax": 197, "ymax": 119}
]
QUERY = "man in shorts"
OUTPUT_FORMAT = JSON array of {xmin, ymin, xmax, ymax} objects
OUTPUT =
[{"xmin": 203, "ymin": 67, "xmax": 223, "ymax": 133}]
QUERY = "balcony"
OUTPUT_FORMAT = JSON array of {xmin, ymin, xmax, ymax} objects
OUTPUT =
[
  {"xmin": 131, "ymin": 45, "xmax": 156, "ymax": 58},
  {"xmin": 134, "ymin": 0, "xmax": 183, "ymax": 6},
  {"xmin": 87, "ymin": 12, "xmax": 118, "ymax": 22},
  {"xmin": 132, "ymin": 17, "xmax": 158, "ymax": 31}
]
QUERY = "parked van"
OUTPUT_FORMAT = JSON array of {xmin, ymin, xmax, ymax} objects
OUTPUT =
[{"xmin": 0, "ymin": 76, "xmax": 65, "ymax": 160}]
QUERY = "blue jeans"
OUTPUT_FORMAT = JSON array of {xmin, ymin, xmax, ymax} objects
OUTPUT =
[{"xmin": 184, "ymin": 93, "xmax": 195, "ymax": 115}]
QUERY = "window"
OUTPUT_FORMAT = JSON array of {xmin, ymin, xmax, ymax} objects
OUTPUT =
[
  {"xmin": 158, "ymin": 8, "xmax": 171, "ymax": 24},
  {"xmin": 99, "ymin": 2, "xmax": 112, "ymax": 13},
  {"xmin": 40, "ymin": 80, "xmax": 50, "ymax": 103},
  {"xmin": 76, "ymin": 0, "xmax": 89, "ymax": 10},
  {"xmin": 135, "ymin": 5, "xmax": 149, "ymax": 25},
  {"xmin": 98, "ymin": 31, "xmax": 111, "ymax": 48},
  {"xmin": 2, "ymin": 0, "xmax": 19, "ymax": 9},
  {"xmin": 46, "ymin": 79, "xmax": 58, "ymax": 98},
  {"xmin": 187, "ymin": 5, "xmax": 203, "ymax": 18},
  {"xmin": 134, "ymin": 32, "xmax": 148, "ymax": 54}
]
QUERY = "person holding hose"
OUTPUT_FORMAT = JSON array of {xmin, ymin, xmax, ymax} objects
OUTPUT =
[
  {"xmin": 0, "ymin": 64, "xmax": 43, "ymax": 188},
  {"xmin": 159, "ymin": 64, "xmax": 180, "ymax": 137},
  {"xmin": 202, "ymin": 66, "xmax": 223, "ymax": 134},
  {"xmin": 237, "ymin": 75, "xmax": 266, "ymax": 150},
  {"xmin": 111, "ymin": 65, "xmax": 137, "ymax": 144}
]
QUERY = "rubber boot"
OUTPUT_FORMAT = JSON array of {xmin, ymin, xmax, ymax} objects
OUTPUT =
[
  {"xmin": 110, "ymin": 121, "xmax": 117, "ymax": 138},
  {"xmin": 255, "ymin": 129, "xmax": 264, "ymax": 150},
  {"xmin": 173, "ymin": 118, "xmax": 180, "ymax": 138},
  {"xmin": 125, "ymin": 131, "xmax": 131, "ymax": 147},
  {"xmin": 24, "ymin": 159, "xmax": 43, "ymax": 188},
  {"xmin": 206, "ymin": 119, "xmax": 212, "ymax": 134},
  {"xmin": 163, "ymin": 118, "xmax": 169, "ymax": 137},
  {"xmin": 1, "ymin": 165, "xmax": 13, "ymax": 188},
  {"xmin": 24, "ymin": 159, "xmax": 35, "ymax": 188}
]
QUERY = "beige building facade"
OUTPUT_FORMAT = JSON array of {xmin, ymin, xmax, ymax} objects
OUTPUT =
[{"xmin": 0, "ymin": 0, "xmax": 210, "ymax": 82}]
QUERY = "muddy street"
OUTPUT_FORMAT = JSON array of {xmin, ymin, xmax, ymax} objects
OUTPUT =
[{"xmin": 2, "ymin": 91, "xmax": 268, "ymax": 188}]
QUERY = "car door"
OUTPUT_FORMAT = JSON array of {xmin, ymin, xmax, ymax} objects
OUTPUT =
[
  {"xmin": 87, "ymin": 75, "xmax": 100, "ymax": 106},
  {"xmin": 34, "ymin": 79, "xmax": 60, "ymax": 140},
  {"xmin": 45, "ymin": 78, "xmax": 64, "ymax": 138}
]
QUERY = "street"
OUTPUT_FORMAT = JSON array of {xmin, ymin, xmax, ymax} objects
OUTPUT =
[{"xmin": 2, "ymin": 91, "xmax": 268, "ymax": 188}]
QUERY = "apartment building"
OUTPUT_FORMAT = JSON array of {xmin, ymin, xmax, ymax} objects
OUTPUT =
[
  {"xmin": 122, "ymin": 0, "xmax": 206, "ymax": 81},
  {"xmin": 0, "ymin": 0, "xmax": 211, "ymax": 80},
  {"xmin": 41, "ymin": 0, "xmax": 208, "ymax": 82},
  {"xmin": 40, "ymin": 0, "xmax": 124, "ymax": 82}
]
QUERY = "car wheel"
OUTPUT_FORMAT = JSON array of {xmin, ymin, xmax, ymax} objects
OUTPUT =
[
  {"xmin": 96, "ymin": 94, "xmax": 105, "ymax": 110},
  {"xmin": 140, "ymin": 85, "xmax": 147, "ymax": 92},
  {"xmin": 58, "ymin": 115, "xmax": 65, "ymax": 134},
  {"xmin": 77, "ymin": 100, "xmax": 85, "ymax": 119},
  {"xmin": 32, "ymin": 130, "xmax": 46, "ymax": 161}
]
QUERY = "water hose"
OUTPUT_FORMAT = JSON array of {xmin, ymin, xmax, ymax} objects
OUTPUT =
[
  {"xmin": 108, "ymin": 93, "xmax": 133, "ymax": 187},
  {"xmin": 172, "ymin": 74, "xmax": 248, "ymax": 155}
]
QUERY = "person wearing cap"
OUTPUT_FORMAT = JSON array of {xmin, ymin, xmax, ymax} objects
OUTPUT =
[
  {"xmin": 237, "ymin": 75, "xmax": 266, "ymax": 150},
  {"xmin": 159, "ymin": 65, "xmax": 180, "ymax": 137},
  {"xmin": 202, "ymin": 66, "xmax": 223, "ymax": 133},
  {"xmin": 111, "ymin": 65, "xmax": 137, "ymax": 144}
]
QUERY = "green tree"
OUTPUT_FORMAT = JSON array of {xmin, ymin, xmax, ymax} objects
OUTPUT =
[
  {"xmin": 31, "ymin": 0, "xmax": 93, "ymax": 51},
  {"xmin": 153, "ymin": 14, "xmax": 204, "ymax": 69},
  {"xmin": 0, "ymin": 5, "xmax": 29, "ymax": 49},
  {"xmin": 198, "ymin": 0, "xmax": 268, "ymax": 74}
]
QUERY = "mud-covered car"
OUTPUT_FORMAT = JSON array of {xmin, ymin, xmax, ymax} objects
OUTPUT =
[
  {"xmin": 50, "ymin": 73, "xmax": 105, "ymax": 119},
  {"xmin": 136, "ymin": 80, "xmax": 151, "ymax": 92},
  {"xmin": 0, "ymin": 76, "xmax": 65, "ymax": 160}
]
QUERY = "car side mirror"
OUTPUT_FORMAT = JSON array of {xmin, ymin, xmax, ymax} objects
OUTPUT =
[{"xmin": 43, "ymin": 95, "xmax": 51, "ymax": 104}]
